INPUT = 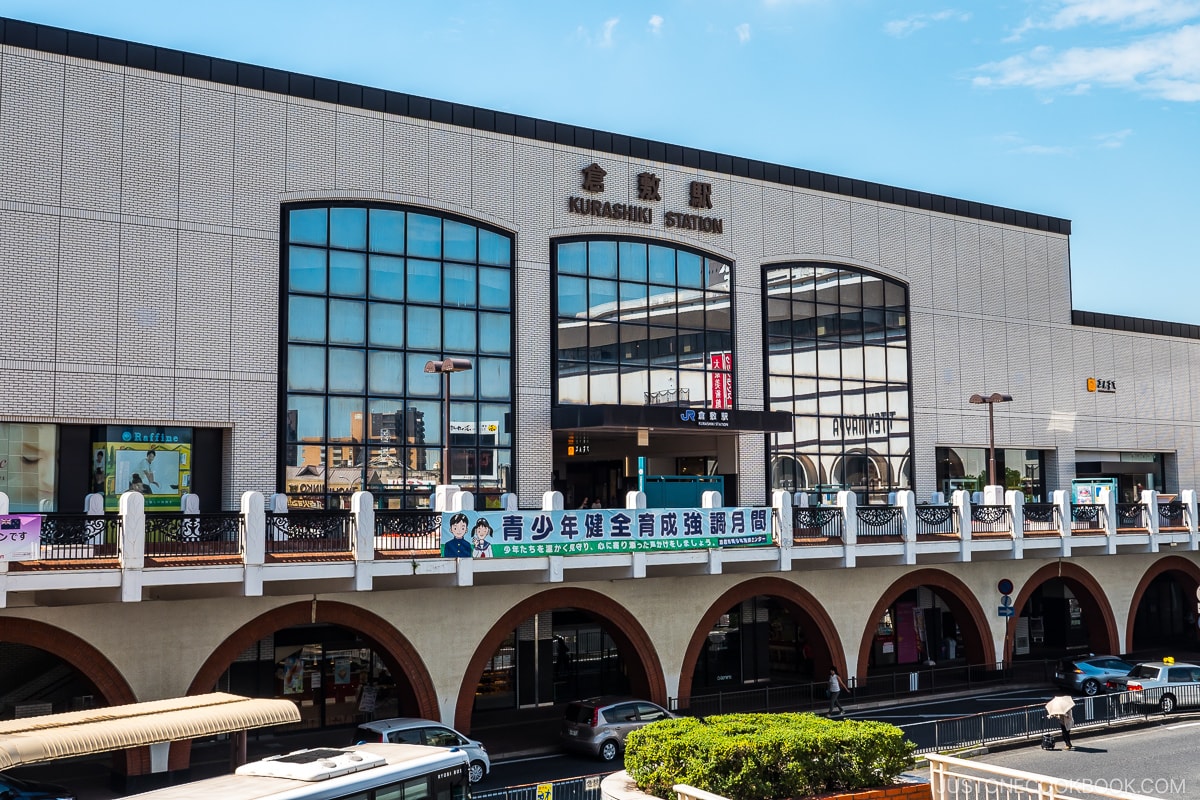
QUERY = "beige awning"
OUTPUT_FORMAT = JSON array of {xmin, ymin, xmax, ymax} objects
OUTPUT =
[{"xmin": 0, "ymin": 692, "xmax": 301, "ymax": 769}]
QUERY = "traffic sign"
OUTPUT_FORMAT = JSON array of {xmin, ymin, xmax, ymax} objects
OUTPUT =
[
  {"xmin": 998, "ymin": 606, "xmax": 1015, "ymax": 618},
  {"xmin": 1001, "ymin": 594, "xmax": 1013, "ymax": 607},
  {"xmin": 998, "ymin": 578, "xmax": 1014, "ymax": 595}
]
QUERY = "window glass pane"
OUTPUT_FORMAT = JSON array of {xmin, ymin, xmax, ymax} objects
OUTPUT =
[
  {"xmin": 478, "ymin": 267, "xmax": 511, "ymax": 309},
  {"xmin": 368, "ymin": 351, "xmax": 405, "ymax": 395},
  {"xmin": 558, "ymin": 320, "xmax": 585, "ymax": 361},
  {"xmin": 706, "ymin": 330, "xmax": 733, "ymax": 358},
  {"xmin": 479, "ymin": 228, "xmax": 511, "ymax": 266},
  {"xmin": 329, "ymin": 299, "xmax": 365, "ymax": 345},
  {"xmin": 407, "ymin": 306, "xmax": 442, "ymax": 351},
  {"xmin": 558, "ymin": 276, "xmax": 587, "ymax": 319},
  {"xmin": 443, "ymin": 220, "xmax": 477, "ymax": 263},
  {"xmin": 677, "ymin": 292, "xmax": 705, "ymax": 330},
  {"xmin": 647, "ymin": 368, "xmax": 678, "ymax": 404},
  {"xmin": 648, "ymin": 326, "xmax": 676, "ymax": 364},
  {"xmin": 367, "ymin": 399, "xmax": 405, "ymax": 440},
  {"xmin": 678, "ymin": 369, "xmax": 705, "ymax": 405},
  {"xmin": 289, "ymin": 246, "xmax": 326, "ymax": 294},
  {"xmin": 409, "ymin": 399, "xmax": 441, "ymax": 445},
  {"xmin": 369, "ymin": 255, "xmax": 405, "ymax": 301},
  {"xmin": 407, "ymin": 354, "xmax": 441, "ymax": 397},
  {"xmin": 444, "ymin": 264, "xmax": 477, "ymax": 308},
  {"xmin": 619, "ymin": 241, "xmax": 647, "ymax": 282},
  {"xmin": 369, "ymin": 208, "xmax": 405, "ymax": 254},
  {"xmin": 329, "ymin": 349, "xmax": 365, "ymax": 393},
  {"xmin": 480, "ymin": 403, "xmax": 511, "ymax": 446},
  {"xmin": 330, "ymin": 207, "xmax": 367, "ymax": 250},
  {"xmin": 588, "ymin": 241, "xmax": 617, "ymax": 278},
  {"xmin": 407, "ymin": 259, "xmax": 442, "ymax": 304},
  {"xmin": 590, "ymin": 371, "xmax": 619, "ymax": 404},
  {"xmin": 328, "ymin": 396, "xmax": 364, "ymax": 442},
  {"xmin": 477, "ymin": 358, "xmax": 511, "ymax": 400},
  {"xmin": 588, "ymin": 321, "xmax": 619, "ymax": 364},
  {"xmin": 558, "ymin": 241, "xmax": 587, "ymax": 275},
  {"xmin": 287, "ymin": 345, "xmax": 326, "ymax": 391},
  {"xmin": 445, "ymin": 309, "xmax": 476, "ymax": 352},
  {"xmin": 288, "ymin": 296, "xmax": 325, "ymax": 342},
  {"xmin": 369, "ymin": 303, "xmax": 404, "ymax": 348},
  {"xmin": 407, "ymin": 213, "xmax": 442, "ymax": 258},
  {"xmin": 449, "ymin": 366, "xmax": 476, "ymax": 398},
  {"xmin": 558, "ymin": 362, "xmax": 588, "ymax": 404},
  {"xmin": 677, "ymin": 250, "xmax": 703, "ymax": 288},
  {"xmin": 706, "ymin": 294, "xmax": 731, "ymax": 332},
  {"xmin": 647, "ymin": 284, "xmax": 675, "ymax": 328},
  {"xmin": 706, "ymin": 258, "xmax": 731, "ymax": 291},
  {"xmin": 620, "ymin": 323, "xmax": 648, "ymax": 363},
  {"xmin": 479, "ymin": 312, "xmax": 511, "ymax": 355},
  {"xmin": 619, "ymin": 282, "xmax": 648, "ymax": 321},
  {"xmin": 620, "ymin": 367, "xmax": 648, "ymax": 404},
  {"xmin": 286, "ymin": 395, "xmax": 325, "ymax": 441},
  {"xmin": 589, "ymin": 280, "xmax": 618, "ymax": 316},
  {"xmin": 678, "ymin": 332, "xmax": 704, "ymax": 367},
  {"xmin": 330, "ymin": 250, "xmax": 366, "ymax": 296},
  {"xmin": 648, "ymin": 244, "xmax": 675, "ymax": 285},
  {"xmin": 289, "ymin": 208, "xmax": 327, "ymax": 246}
]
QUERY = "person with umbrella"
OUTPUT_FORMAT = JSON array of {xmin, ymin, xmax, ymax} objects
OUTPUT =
[{"xmin": 1045, "ymin": 695, "xmax": 1074, "ymax": 750}]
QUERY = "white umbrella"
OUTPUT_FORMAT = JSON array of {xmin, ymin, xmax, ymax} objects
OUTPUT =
[{"xmin": 1045, "ymin": 696, "xmax": 1075, "ymax": 716}]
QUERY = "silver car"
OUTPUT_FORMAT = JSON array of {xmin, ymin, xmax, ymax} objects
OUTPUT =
[
  {"xmin": 353, "ymin": 717, "xmax": 490, "ymax": 783},
  {"xmin": 1105, "ymin": 660, "xmax": 1200, "ymax": 713},
  {"xmin": 560, "ymin": 696, "xmax": 675, "ymax": 761},
  {"xmin": 1053, "ymin": 654, "xmax": 1134, "ymax": 696}
]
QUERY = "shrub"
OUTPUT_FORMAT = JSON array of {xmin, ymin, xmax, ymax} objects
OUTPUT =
[{"xmin": 624, "ymin": 712, "xmax": 915, "ymax": 800}]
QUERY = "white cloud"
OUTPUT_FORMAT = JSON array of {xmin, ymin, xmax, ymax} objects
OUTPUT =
[
  {"xmin": 736, "ymin": 22, "xmax": 752, "ymax": 43},
  {"xmin": 1095, "ymin": 128, "xmax": 1134, "ymax": 147},
  {"xmin": 975, "ymin": 24, "xmax": 1200, "ymax": 101},
  {"xmin": 648, "ymin": 14, "xmax": 664, "ymax": 35},
  {"xmin": 994, "ymin": 132, "xmax": 1072, "ymax": 155},
  {"xmin": 1043, "ymin": 0, "xmax": 1200, "ymax": 30},
  {"xmin": 600, "ymin": 17, "xmax": 619, "ymax": 47},
  {"xmin": 884, "ymin": 9, "xmax": 971, "ymax": 38}
]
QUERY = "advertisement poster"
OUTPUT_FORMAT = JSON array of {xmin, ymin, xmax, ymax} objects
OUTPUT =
[
  {"xmin": 0, "ymin": 515, "xmax": 41, "ymax": 561},
  {"xmin": 334, "ymin": 659, "xmax": 352, "ymax": 685},
  {"xmin": 97, "ymin": 426, "xmax": 193, "ymax": 511},
  {"xmin": 440, "ymin": 507, "xmax": 772, "ymax": 558},
  {"xmin": 709, "ymin": 352, "xmax": 733, "ymax": 409},
  {"xmin": 0, "ymin": 422, "xmax": 57, "ymax": 512}
]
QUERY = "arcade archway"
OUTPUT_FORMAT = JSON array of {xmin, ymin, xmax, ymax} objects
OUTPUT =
[
  {"xmin": 1006, "ymin": 564, "xmax": 1118, "ymax": 662},
  {"xmin": 1127, "ymin": 556, "xmax": 1200, "ymax": 654}
]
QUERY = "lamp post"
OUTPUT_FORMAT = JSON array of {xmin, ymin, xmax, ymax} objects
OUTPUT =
[
  {"xmin": 968, "ymin": 392, "xmax": 1013, "ymax": 487},
  {"xmin": 424, "ymin": 357, "xmax": 473, "ymax": 486}
]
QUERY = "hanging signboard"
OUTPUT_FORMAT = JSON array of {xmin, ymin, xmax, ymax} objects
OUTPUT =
[{"xmin": 440, "ymin": 507, "xmax": 772, "ymax": 558}]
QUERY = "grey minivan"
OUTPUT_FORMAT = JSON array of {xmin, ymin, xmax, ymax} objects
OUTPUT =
[
  {"xmin": 560, "ymin": 696, "xmax": 675, "ymax": 761},
  {"xmin": 353, "ymin": 717, "xmax": 490, "ymax": 783}
]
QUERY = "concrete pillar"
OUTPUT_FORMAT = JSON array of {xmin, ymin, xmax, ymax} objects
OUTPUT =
[
  {"xmin": 700, "ymin": 490, "xmax": 722, "ymax": 509},
  {"xmin": 626, "ymin": 490, "xmax": 646, "ymax": 509},
  {"xmin": 1183, "ymin": 489, "xmax": 1199, "ymax": 550},
  {"xmin": 241, "ymin": 491, "xmax": 265, "ymax": 597},
  {"xmin": 983, "ymin": 485, "xmax": 1004, "ymax": 505},
  {"xmin": 450, "ymin": 491, "xmax": 475, "ymax": 512},
  {"xmin": 83, "ymin": 493, "xmax": 103, "ymax": 514},
  {"xmin": 180, "ymin": 493, "xmax": 200, "ymax": 514},
  {"xmin": 434, "ymin": 485, "xmax": 460, "ymax": 512},
  {"xmin": 118, "ymin": 490, "xmax": 145, "ymax": 603},
  {"xmin": 897, "ymin": 489, "xmax": 916, "ymax": 565},
  {"xmin": 1099, "ymin": 486, "xmax": 1118, "ymax": 554},
  {"xmin": 953, "ymin": 489, "xmax": 972, "ymax": 562},
  {"xmin": 837, "ymin": 490, "xmax": 856, "ymax": 568},
  {"xmin": 542, "ymin": 490, "xmax": 564, "ymax": 511},
  {"xmin": 1007, "ymin": 490, "xmax": 1024, "ymax": 560},
  {"xmin": 352, "ymin": 491, "xmax": 375, "ymax": 591},
  {"xmin": 499, "ymin": 492, "xmax": 518, "ymax": 511},
  {"xmin": 1142, "ymin": 488, "xmax": 1160, "ymax": 552},
  {"xmin": 1051, "ymin": 489, "xmax": 1071, "ymax": 557}
]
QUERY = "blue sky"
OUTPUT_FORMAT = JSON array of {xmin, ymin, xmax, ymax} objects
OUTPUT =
[{"xmin": 5, "ymin": 1, "xmax": 1199, "ymax": 323}]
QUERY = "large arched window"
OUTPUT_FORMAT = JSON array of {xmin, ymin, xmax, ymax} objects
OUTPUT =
[
  {"xmin": 763, "ymin": 263, "xmax": 910, "ymax": 502},
  {"xmin": 554, "ymin": 237, "xmax": 732, "ymax": 407},
  {"xmin": 281, "ymin": 204, "xmax": 514, "ymax": 509}
]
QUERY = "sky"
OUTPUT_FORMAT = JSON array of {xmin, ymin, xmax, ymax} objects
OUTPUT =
[{"xmin": 3, "ymin": 0, "xmax": 1199, "ymax": 323}]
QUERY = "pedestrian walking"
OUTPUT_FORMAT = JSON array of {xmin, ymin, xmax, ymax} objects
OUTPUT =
[
  {"xmin": 828, "ymin": 666, "xmax": 845, "ymax": 715},
  {"xmin": 1045, "ymin": 695, "xmax": 1074, "ymax": 750},
  {"xmin": 1052, "ymin": 707, "xmax": 1074, "ymax": 750}
]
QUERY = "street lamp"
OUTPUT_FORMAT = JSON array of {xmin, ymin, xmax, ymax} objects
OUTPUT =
[
  {"xmin": 425, "ymin": 357, "xmax": 473, "ymax": 486},
  {"xmin": 968, "ymin": 392, "xmax": 1013, "ymax": 487}
]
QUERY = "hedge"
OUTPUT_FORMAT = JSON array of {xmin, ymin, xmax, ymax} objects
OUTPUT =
[{"xmin": 623, "ymin": 712, "xmax": 916, "ymax": 800}]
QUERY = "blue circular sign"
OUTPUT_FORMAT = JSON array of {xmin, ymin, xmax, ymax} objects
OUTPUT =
[
  {"xmin": 998, "ymin": 578, "xmax": 1014, "ymax": 595},
  {"xmin": 121, "ymin": 431, "xmax": 132, "ymax": 442}
]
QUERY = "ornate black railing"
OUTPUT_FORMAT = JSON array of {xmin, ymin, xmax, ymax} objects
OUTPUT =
[
  {"xmin": 36, "ymin": 513, "xmax": 121, "ymax": 560},
  {"xmin": 1115, "ymin": 502, "xmax": 1147, "ymax": 530},
  {"xmin": 144, "ymin": 512, "xmax": 243, "ymax": 557},
  {"xmin": 970, "ymin": 505, "xmax": 1011, "ymax": 535},
  {"xmin": 914, "ymin": 504, "xmax": 957, "ymax": 537},
  {"xmin": 1069, "ymin": 503, "xmax": 1104, "ymax": 532},
  {"xmin": 265, "ymin": 510, "xmax": 352, "ymax": 554},
  {"xmin": 1158, "ymin": 500, "xmax": 1185, "ymax": 529},
  {"xmin": 374, "ymin": 510, "xmax": 441, "ymax": 552},
  {"xmin": 793, "ymin": 507, "xmax": 843, "ymax": 542},
  {"xmin": 855, "ymin": 506, "xmax": 903, "ymax": 538},
  {"xmin": 1022, "ymin": 503, "xmax": 1059, "ymax": 534}
]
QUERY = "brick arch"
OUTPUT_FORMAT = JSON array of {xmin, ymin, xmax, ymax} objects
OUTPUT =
[
  {"xmin": 0, "ymin": 618, "xmax": 140, "ymax": 774},
  {"xmin": 676, "ymin": 577, "xmax": 843, "ymax": 707},
  {"xmin": 1006, "ymin": 562, "xmax": 1118, "ymax": 662},
  {"xmin": 856, "ymin": 569, "xmax": 994, "ymax": 680},
  {"xmin": 455, "ymin": 587, "xmax": 664, "ymax": 734},
  {"xmin": 1125, "ymin": 555, "xmax": 1200, "ymax": 652}
]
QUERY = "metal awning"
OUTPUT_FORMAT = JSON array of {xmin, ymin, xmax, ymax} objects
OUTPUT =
[{"xmin": 0, "ymin": 692, "xmax": 300, "ymax": 769}]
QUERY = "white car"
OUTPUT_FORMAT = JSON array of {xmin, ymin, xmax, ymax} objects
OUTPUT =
[
  {"xmin": 1105, "ymin": 660, "xmax": 1200, "ymax": 713},
  {"xmin": 353, "ymin": 717, "xmax": 490, "ymax": 783}
]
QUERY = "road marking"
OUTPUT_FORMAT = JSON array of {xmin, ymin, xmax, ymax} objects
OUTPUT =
[{"xmin": 1166, "ymin": 721, "xmax": 1200, "ymax": 729}]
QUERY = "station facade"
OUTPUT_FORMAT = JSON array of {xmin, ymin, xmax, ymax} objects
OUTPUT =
[{"xmin": 1, "ymin": 16, "xmax": 1200, "ymax": 780}]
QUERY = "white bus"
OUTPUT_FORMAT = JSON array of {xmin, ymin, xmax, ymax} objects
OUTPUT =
[{"xmin": 121, "ymin": 743, "xmax": 471, "ymax": 800}]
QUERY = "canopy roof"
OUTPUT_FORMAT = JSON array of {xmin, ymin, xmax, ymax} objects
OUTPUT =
[{"xmin": 0, "ymin": 692, "xmax": 300, "ymax": 769}]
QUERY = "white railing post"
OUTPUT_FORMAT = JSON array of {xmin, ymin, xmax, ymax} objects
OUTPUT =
[
  {"xmin": 1184, "ymin": 489, "xmax": 1199, "ymax": 550},
  {"xmin": 772, "ymin": 490, "xmax": 793, "ymax": 552},
  {"xmin": 1099, "ymin": 486, "xmax": 1118, "ymax": 554},
  {"xmin": 838, "ymin": 490, "xmax": 856, "ymax": 568},
  {"xmin": 953, "ymin": 489, "xmax": 972, "ymax": 562},
  {"xmin": 700, "ymin": 490, "xmax": 722, "ymax": 508},
  {"xmin": 1143, "ymin": 488, "xmax": 1160, "ymax": 552},
  {"xmin": 626, "ymin": 490, "xmax": 646, "ymax": 509},
  {"xmin": 242, "ymin": 491, "xmax": 265, "ymax": 597},
  {"xmin": 351, "ymin": 491, "xmax": 375, "ymax": 591},
  {"xmin": 1008, "ymin": 490, "xmax": 1024, "ymax": 560},
  {"xmin": 897, "ymin": 489, "xmax": 916, "ymax": 565},
  {"xmin": 542, "ymin": 490, "xmax": 563, "ymax": 511},
  {"xmin": 1052, "ymin": 489, "xmax": 1071, "ymax": 557},
  {"xmin": 118, "ymin": 490, "xmax": 145, "ymax": 603}
]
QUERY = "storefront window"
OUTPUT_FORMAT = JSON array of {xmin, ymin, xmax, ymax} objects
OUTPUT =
[
  {"xmin": 283, "ymin": 204, "xmax": 514, "ymax": 509},
  {"xmin": 0, "ymin": 423, "xmax": 58, "ymax": 512},
  {"xmin": 936, "ymin": 446, "xmax": 1047, "ymax": 499}
]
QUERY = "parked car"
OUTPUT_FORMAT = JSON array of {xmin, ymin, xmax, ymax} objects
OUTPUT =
[
  {"xmin": 560, "ymin": 696, "xmax": 675, "ymax": 761},
  {"xmin": 352, "ymin": 717, "xmax": 490, "ymax": 783},
  {"xmin": 0, "ymin": 771, "xmax": 76, "ymax": 800},
  {"xmin": 1053, "ymin": 654, "xmax": 1135, "ymax": 696},
  {"xmin": 1105, "ymin": 659, "xmax": 1200, "ymax": 713}
]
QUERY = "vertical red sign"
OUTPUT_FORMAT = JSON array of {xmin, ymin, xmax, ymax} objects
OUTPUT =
[{"xmin": 710, "ymin": 352, "xmax": 733, "ymax": 409}]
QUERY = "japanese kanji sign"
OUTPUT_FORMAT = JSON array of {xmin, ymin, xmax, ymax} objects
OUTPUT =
[
  {"xmin": 0, "ymin": 515, "xmax": 41, "ymax": 560},
  {"xmin": 440, "ymin": 507, "xmax": 772, "ymax": 558}
]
